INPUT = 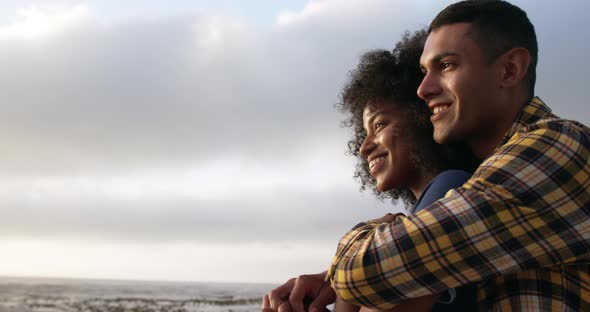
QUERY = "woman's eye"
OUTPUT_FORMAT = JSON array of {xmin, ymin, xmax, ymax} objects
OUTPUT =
[{"xmin": 374, "ymin": 121, "xmax": 386, "ymax": 131}]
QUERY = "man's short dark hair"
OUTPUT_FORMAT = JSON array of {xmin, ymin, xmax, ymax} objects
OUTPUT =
[{"xmin": 430, "ymin": 0, "xmax": 538, "ymax": 98}]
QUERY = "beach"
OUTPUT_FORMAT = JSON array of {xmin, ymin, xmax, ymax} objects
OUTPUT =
[{"xmin": 0, "ymin": 277, "xmax": 273, "ymax": 312}]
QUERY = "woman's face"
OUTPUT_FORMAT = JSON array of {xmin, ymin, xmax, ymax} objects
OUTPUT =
[{"xmin": 359, "ymin": 103, "xmax": 415, "ymax": 192}]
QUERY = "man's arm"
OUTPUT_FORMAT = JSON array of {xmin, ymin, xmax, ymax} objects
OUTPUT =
[{"xmin": 327, "ymin": 121, "xmax": 590, "ymax": 309}]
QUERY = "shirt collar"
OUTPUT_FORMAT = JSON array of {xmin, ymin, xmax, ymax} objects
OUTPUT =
[{"xmin": 500, "ymin": 96, "xmax": 554, "ymax": 146}]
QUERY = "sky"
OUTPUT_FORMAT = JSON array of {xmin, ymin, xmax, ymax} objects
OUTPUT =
[{"xmin": 0, "ymin": 0, "xmax": 589, "ymax": 284}]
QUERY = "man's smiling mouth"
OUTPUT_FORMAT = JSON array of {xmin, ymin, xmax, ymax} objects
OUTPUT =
[{"xmin": 432, "ymin": 105, "xmax": 450, "ymax": 115}]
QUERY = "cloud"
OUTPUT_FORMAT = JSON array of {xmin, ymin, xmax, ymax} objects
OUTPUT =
[
  {"xmin": 276, "ymin": 0, "xmax": 368, "ymax": 27},
  {"xmin": 0, "ymin": 2, "xmax": 410, "ymax": 247},
  {"xmin": 0, "ymin": 4, "xmax": 91, "ymax": 40},
  {"xmin": 0, "ymin": 0, "xmax": 588, "ymax": 249},
  {"xmin": 0, "ymin": 5, "xmax": 348, "ymax": 176},
  {"xmin": 0, "ymin": 238, "xmax": 337, "ymax": 283},
  {"xmin": 0, "ymin": 1, "xmax": 449, "ymax": 176},
  {"xmin": 0, "ymin": 182, "xmax": 397, "ymax": 244}
]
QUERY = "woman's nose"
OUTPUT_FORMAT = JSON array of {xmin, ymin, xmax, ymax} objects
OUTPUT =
[{"xmin": 359, "ymin": 134, "xmax": 376, "ymax": 158}]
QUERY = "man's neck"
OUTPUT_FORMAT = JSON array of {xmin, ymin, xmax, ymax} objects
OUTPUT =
[
  {"xmin": 469, "ymin": 131, "xmax": 509, "ymax": 160},
  {"xmin": 470, "ymin": 94, "xmax": 530, "ymax": 159}
]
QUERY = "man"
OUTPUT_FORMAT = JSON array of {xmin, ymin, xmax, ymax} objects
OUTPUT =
[{"xmin": 264, "ymin": 1, "xmax": 590, "ymax": 311}]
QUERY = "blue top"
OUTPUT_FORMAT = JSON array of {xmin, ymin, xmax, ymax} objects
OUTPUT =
[
  {"xmin": 412, "ymin": 170, "xmax": 472, "ymax": 214},
  {"xmin": 409, "ymin": 170, "xmax": 477, "ymax": 311}
]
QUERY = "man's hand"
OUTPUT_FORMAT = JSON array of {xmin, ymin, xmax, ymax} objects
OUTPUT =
[
  {"xmin": 261, "ymin": 271, "xmax": 335, "ymax": 312},
  {"xmin": 262, "ymin": 294, "xmax": 292, "ymax": 312}
]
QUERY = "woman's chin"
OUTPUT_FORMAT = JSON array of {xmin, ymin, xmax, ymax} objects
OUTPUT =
[
  {"xmin": 376, "ymin": 179, "xmax": 400, "ymax": 192},
  {"xmin": 376, "ymin": 182, "xmax": 389, "ymax": 192}
]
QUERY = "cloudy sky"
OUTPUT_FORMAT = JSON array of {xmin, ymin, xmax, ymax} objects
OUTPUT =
[{"xmin": 1, "ymin": 0, "xmax": 589, "ymax": 284}]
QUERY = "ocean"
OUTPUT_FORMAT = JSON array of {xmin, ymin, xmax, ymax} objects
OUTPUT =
[{"xmin": 0, "ymin": 276, "xmax": 276, "ymax": 312}]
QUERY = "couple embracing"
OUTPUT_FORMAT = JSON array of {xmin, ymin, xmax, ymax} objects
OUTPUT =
[{"xmin": 264, "ymin": 1, "xmax": 590, "ymax": 311}]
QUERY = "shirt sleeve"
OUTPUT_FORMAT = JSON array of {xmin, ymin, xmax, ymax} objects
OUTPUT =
[{"xmin": 326, "ymin": 120, "xmax": 590, "ymax": 309}]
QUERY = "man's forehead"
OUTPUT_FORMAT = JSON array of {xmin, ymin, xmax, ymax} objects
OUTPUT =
[
  {"xmin": 421, "ymin": 23, "xmax": 474, "ymax": 62},
  {"xmin": 427, "ymin": 22, "xmax": 472, "ymax": 44}
]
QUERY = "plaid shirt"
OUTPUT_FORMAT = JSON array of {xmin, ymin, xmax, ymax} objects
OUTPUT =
[{"xmin": 327, "ymin": 97, "xmax": 590, "ymax": 311}]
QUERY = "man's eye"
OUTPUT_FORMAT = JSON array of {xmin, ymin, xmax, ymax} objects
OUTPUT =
[
  {"xmin": 442, "ymin": 62, "xmax": 454, "ymax": 69},
  {"xmin": 374, "ymin": 121, "xmax": 386, "ymax": 131}
]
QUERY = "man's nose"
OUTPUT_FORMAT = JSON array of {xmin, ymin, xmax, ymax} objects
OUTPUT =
[{"xmin": 417, "ymin": 72, "xmax": 442, "ymax": 101}]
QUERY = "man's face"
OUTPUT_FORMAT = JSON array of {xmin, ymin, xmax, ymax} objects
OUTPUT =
[{"xmin": 418, "ymin": 23, "xmax": 501, "ymax": 145}]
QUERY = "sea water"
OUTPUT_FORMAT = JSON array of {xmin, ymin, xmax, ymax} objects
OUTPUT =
[{"xmin": 0, "ymin": 276, "xmax": 275, "ymax": 312}]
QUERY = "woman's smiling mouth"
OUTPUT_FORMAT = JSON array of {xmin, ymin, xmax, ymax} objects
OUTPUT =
[{"xmin": 369, "ymin": 155, "xmax": 387, "ymax": 174}]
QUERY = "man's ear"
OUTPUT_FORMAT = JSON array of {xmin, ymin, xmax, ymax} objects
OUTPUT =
[{"xmin": 498, "ymin": 47, "xmax": 531, "ymax": 88}]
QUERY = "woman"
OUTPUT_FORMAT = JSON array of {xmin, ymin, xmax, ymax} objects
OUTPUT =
[{"xmin": 333, "ymin": 30, "xmax": 479, "ymax": 311}]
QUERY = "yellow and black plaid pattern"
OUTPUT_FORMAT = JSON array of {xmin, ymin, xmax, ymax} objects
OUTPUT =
[{"xmin": 327, "ymin": 98, "xmax": 590, "ymax": 311}]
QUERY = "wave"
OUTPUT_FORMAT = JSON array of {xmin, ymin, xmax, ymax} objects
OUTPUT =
[{"xmin": 4, "ymin": 295, "xmax": 264, "ymax": 312}]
